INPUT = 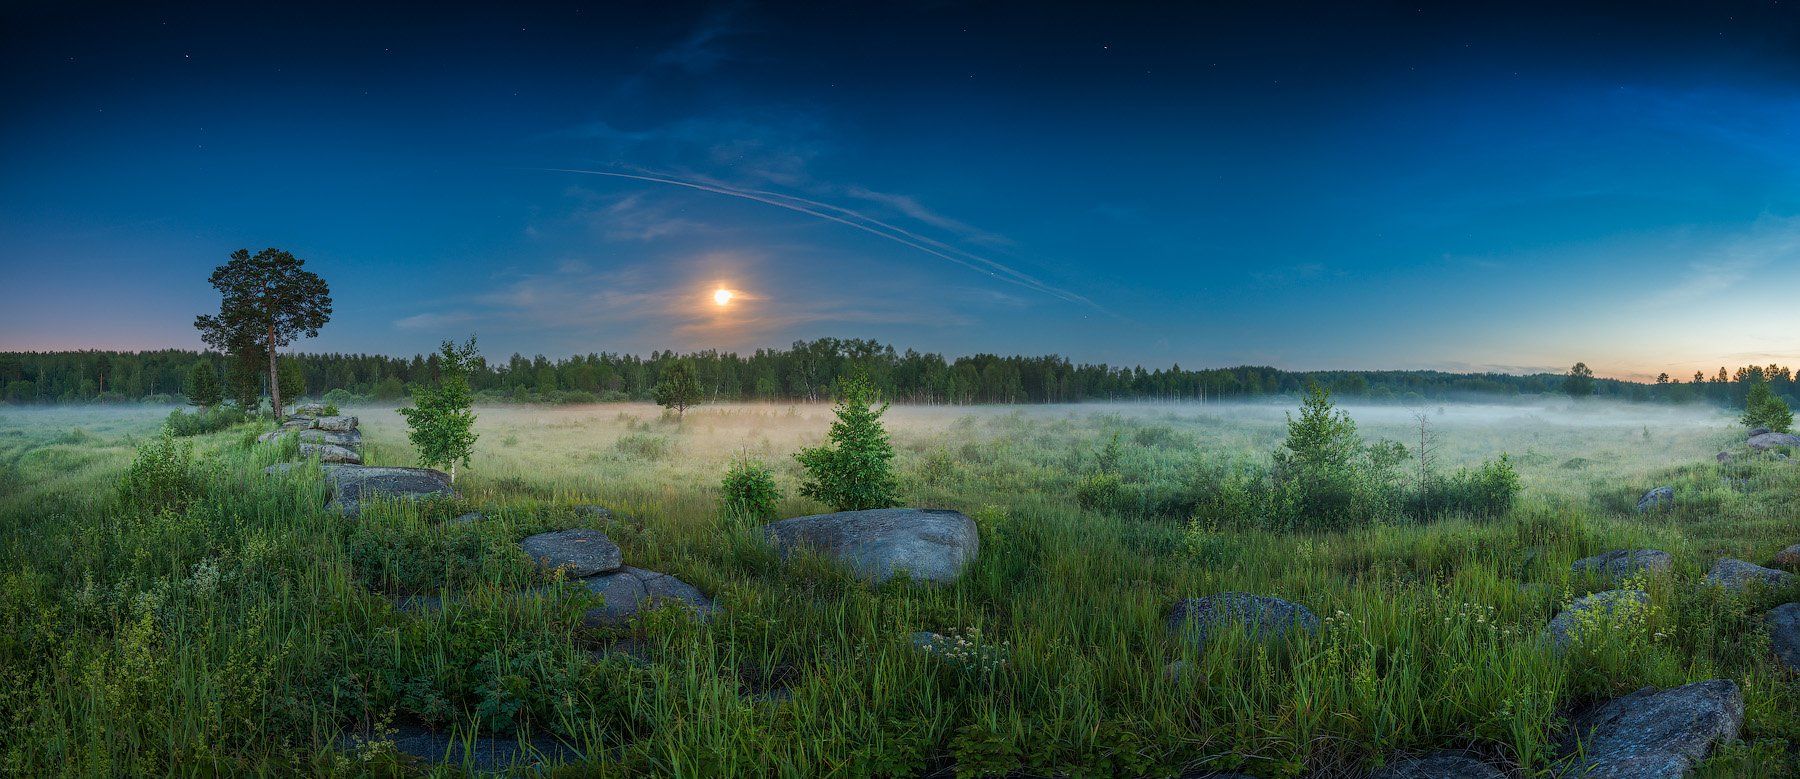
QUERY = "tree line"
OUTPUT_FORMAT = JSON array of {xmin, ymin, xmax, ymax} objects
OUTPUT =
[{"xmin": 6, "ymin": 340, "xmax": 1793, "ymax": 408}]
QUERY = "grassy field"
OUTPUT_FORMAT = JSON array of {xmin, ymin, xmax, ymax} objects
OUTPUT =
[{"xmin": 0, "ymin": 398, "xmax": 1795, "ymax": 777}]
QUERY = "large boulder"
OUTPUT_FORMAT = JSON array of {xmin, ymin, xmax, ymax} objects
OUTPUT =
[
  {"xmin": 1558, "ymin": 679, "xmax": 1743, "ymax": 778},
  {"xmin": 1370, "ymin": 752, "xmax": 1505, "ymax": 779},
  {"xmin": 315, "ymin": 415, "xmax": 359, "ymax": 433},
  {"xmin": 1570, "ymin": 549, "xmax": 1672, "ymax": 583},
  {"xmin": 299, "ymin": 442, "xmax": 362, "ymax": 465},
  {"xmin": 281, "ymin": 416, "xmax": 318, "ymax": 431},
  {"xmin": 1544, "ymin": 590, "xmax": 1649, "ymax": 649},
  {"xmin": 323, "ymin": 465, "xmax": 457, "ymax": 516},
  {"xmin": 1770, "ymin": 603, "xmax": 1800, "ymax": 672},
  {"xmin": 578, "ymin": 566, "xmax": 714, "ymax": 626},
  {"xmin": 298, "ymin": 428, "xmax": 361, "ymax": 447},
  {"xmin": 295, "ymin": 402, "xmax": 329, "ymax": 416},
  {"xmin": 1634, "ymin": 486, "xmax": 1674, "ymax": 513},
  {"xmin": 763, "ymin": 508, "xmax": 979, "ymax": 584},
  {"xmin": 1167, "ymin": 592, "xmax": 1320, "ymax": 649},
  {"xmin": 520, "ymin": 529, "xmax": 623, "ymax": 578},
  {"xmin": 1704, "ymin": 558, "xmax": 1796, "ymax": 592},
  {"xmin": 1771, "ymin": 543, "xmax": 1800, "ymax": 571},
  {"xmin": 1747, "ymin": 431, "xmax": 1800, "ymax": 451}
]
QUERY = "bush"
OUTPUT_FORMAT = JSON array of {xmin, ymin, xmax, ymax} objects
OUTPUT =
[
  {"xmin": 720, "ymin": 458, "xmax": 782, "ymax": 523},
  {"xmin": 1742, "ymin": 381, "xmax": 1793, "ymax": 432},
  {"xmin": 1268, "ymin": 384, "xmax": 1401, "ymax": 530},
  {"xmin": 322, "ymin": 387, "xmax": 354, "ymax": 409},
  {"xmin": 1075, "ymin": 471, "xmax": 1128, "ymax": 514},
  {"xmin": 795, "ymin": 374, "xmax": 898, "ymax": 511},
  {"xmin": 164, "ymin": 405, "xmax": 247, "ymax": 437},
  {"xmin": 118, "ymin": 430, "xmax": 199, "ymax": 509},
  {"xmin": 1407, "ymin": 454, "xmax": 1521, "ymax": 519},
  {"xmin": 614, "ymin": 433, "xmax": 672, "ymax": 461}
]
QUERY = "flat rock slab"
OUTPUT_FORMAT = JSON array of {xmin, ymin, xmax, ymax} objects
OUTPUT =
[
  {"xmin": 763, "ymin": 508, "xmax": 979, "ymax": 584},
  {"xmin": 297, "ymin": 428, "xmax": 361, "ymax": 447},
  {"xmin": 1770, "ymin": 602, "xmax": 1800, "ymax": 672},
  {"xmin": 579, "ymin": 566, "xmax": 713, "ymax": 626},
  {"xmin": 324, "ymin": 465, "xmax": 456, "ymax": 517},
  {"xmin": 1634, "ymin": 486, "xmax": 1674, "ymax": 513},
  {"xmin": 257, "ymin": 429, "xmax": 288, "ymax": 444},
  {"xmin": 282, "ymin": 416, "xmax": 318, "ymax": 430},
  {"xmin": 1747, "ymin": 431, "xmax": 1800, "ymax": 451},
  {"xmin": 1704, "ymin": 558, "xmax": 1796, "ymax": 591},
  {"xmin": 1370, "ymin": 752, "xmax": 1505, "ymax": 779},
  {"xmin": 1559, "ymin": 679, "xmax": 1743, "ymax": 778},
  {"xmin": 294, "ymin": 403, "xmax": 329, "ymax": 416},
  {"xmin": 315, "ymin": 415, "xmax": 359, "ymax": 432},
  {"xmin": 1571, "ymin": 549, "xmax": 1672, "ymax": 582},
  {"xmin": 1167, "ymin": 592, "xmax": 1320, "ymax": 648},
  {"xmin": 300, "ymin": 442, "xmax": 362, "ymax": 465},
  {"xmin": 1544, "ymin": 590, "xmax": 1648, "ymax": 650},
  {"xmin": 342, "ymin": 723, "xmax": 580, "ymax": 772},
  {"xmin": 520, "ymin": 529, "xmax": 623, "ymax": 577}
]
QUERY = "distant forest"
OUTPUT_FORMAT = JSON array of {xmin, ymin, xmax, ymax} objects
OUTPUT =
[{"xmin": 2, "ymin": 338, "xmax": 1792, "ymax": 407}]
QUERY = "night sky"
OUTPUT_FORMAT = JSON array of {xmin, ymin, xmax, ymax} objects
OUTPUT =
[{"xmin": 4, "ymin": 2, "xmax": 1799, "ymax": 379}]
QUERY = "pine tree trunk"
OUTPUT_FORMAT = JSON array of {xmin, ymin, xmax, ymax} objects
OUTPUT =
[{"xmin": 267, "ymin": 325, "xmax": 281, "ymax": 420}]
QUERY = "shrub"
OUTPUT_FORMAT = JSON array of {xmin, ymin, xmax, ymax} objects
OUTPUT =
[
  {"xmin": 795, "ymin": 374, "xmax": 898, "ymax": 511},
  {"xmin": 1269, "ymin": 384, "xmax": 1401, "ymax": 530},
  {"xmin": 1407, "ymin": 454, "xmax": 1521, "ymax": 520},
  {"xmin": 1742, "ymin": 381, "xmax": 1793, "ymax": 432},
  {"xmin": 322, "ymin": 387, "xmax": 354, "ymax": 409},
  {"xmin": 118, "ymin": 430, "xmax": 199, "ymax": 509},
  {"xmin": 164, "ymin": 405, "xmax": 248, "ymax": 437},
  {"xmin": 720, "ymin": 458, "xmax": 782, "ymax": 522},
  {"xmin": 1075, "ymin": 471, "xmax": 1127, "ymax": 514},
  {"xmin": 614, "ymin": 433, "xmax": 672, "ymax": 461}
]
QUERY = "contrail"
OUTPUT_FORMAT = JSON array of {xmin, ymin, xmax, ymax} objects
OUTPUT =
[{"xmin": 542, "ymin": 167, "xmax": 1107, "ymax": 313}]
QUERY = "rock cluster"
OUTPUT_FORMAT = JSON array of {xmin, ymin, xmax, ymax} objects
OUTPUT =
[
  {"xmin": 259, "ymin": 410, "xmax": 365, "ymax": 464},
  {"xmin": 1633, "ymin": 486, "xmax": 1674, "ymax": 513},
  {"xmin": 1747, "ymin": 431, "xmax": 1800, "ymax": 451},
  {"xmin": 517, "ymin": 527, "xmax": 713, "ymax": 625},
  {"xmin": 1570, "ymin": 549, "xmax": 1671, "ymax": 583}
]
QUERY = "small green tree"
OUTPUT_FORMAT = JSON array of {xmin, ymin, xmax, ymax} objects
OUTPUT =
[
  {"xmin": 653, "ymin": 360, "xmax": 703, "ymax": 420},
  {"xmin": 1743, "ymin": 381, "xmax": 1794, "ymax": 432},
  {"xmin": 277, "ymin": 359, "xmax": 306, "ymax": 413},
  {"xmin": 1562, "ymin": 362, "xmax": 1596, "ymax": 399},
  {"xmin": 183, "ymin": 361, "xmax": 223, "ymax": 410},
  {"xmin": 398, "ymin": 337, "xmax": 479, "ymax": 483},
  {"xmin": 795, "ymin": 374, "xmax": 898, "ymax": 511},
  {"xmin": 226, "ymin": 351, "xmax": 264, "ymax": 412},
  {"xmin": 1270, "ymin": 383, "xmax": 1397, "ymax": 530},
  {"xmin": 720, "ymin": 457, "xmax": 782, "ymax": 523}
]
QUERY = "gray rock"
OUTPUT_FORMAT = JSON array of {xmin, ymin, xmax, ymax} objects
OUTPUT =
[
  {"xmin": 1558, "ymin": 679, "xmax": 1743, "ymax": 778},
  {"xmin": 1715, "ymin": 450, "xmax": 1733, "ymax": 464},
  {"xmin": 341, "ymin": 722, "xmax": 580, "ymax": 771},
  {"xmin": 257, "ymin": 429, "xmax": 289, "ymax": 444},
  {"xmin": 1634, "ymin": 486, "xmax": 1674, "ymax": 513},
  {"xmin": 1772, "ymin": 543, "xmax": 1800, "ymax": 571},
  {"xmin": 1747, "ymin": 426, "xmax": 1772, "ymax": 438},
  {"xmin": 1747, "ymin": 431, "xmax": 1800, "ymax": 451},
  {"xmin": 323, "ymin": 465, "xmax": 457, "ymax": 517},
  {"xmin": 520, "ymin": 529, "xmax": 623, "ymax": 577},
  {"xmin": 1544, "ymin": 590, "xmax": 1649, "ymax": 649},
  {"xmin": 297, "ymin": 428, "xmax": 361, "ymax": 447},
  {"xmin": 294, "ymin": 402, "xmax": 329, "ymax": 416},
  {"xmin": 299, "ymin": 442, "xmax": 362, "ymax": 464},
  {"xmin": 578, "ymin": 566, "xmax": 713, "ymax": 626},
  {"xmin": 1570, "ymin": 549, "xmax": 1672, "ymax": 583},
  {"xmin": 1167, "ymin": 592, "xmax": 1320, "ymax": 648},
  {"xmin": 1370, "ymin": 752, "xmax": 1505, "ymax": 779},
  {"xmin": 1704, "ymin": 558, "xmax": 1796, "ymax": 591},
  {"xmin": 315, "ymin": 415, "xmax": 359, "ymax": 432},
  {"xmin": 281, "ymin": 416, "xmax": 317, "ymax": 431},
  {"xmin": 1770, "ymin": 603, "xmax": 1800, "ymax": 672},
  {"xmin": 763, "ymin": 508, "xmax": 979, "ymax": 584}
]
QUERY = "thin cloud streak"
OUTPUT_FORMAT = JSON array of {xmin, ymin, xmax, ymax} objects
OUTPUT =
[{"xmin": 539, "ymin": 167, "xmax": 1111, "ymax": 316}]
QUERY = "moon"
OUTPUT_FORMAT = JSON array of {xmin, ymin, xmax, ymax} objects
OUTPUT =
[{"xmin": 713, "ymin": 288, "xmax": 734, "ymax": 306}]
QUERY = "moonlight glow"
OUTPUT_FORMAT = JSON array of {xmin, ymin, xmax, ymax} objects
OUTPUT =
[{"xmin": 713, "ymin": 288, "xmax": 734, "ymax": 306}]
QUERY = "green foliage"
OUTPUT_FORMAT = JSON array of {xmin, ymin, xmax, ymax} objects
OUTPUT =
[
  {"xmin": 117, "ymin": 429, "xmax": 198, "ymax": 509},
  {"xmin": 1742, "ymin": 381, "xmax": 1793, "ymax": 432},
  {"xmin": 164, "ymin": 405, "xmax": 247, "ymax": 437},
  {"xmin": 613, "ymin": 433, "xmax": 672, "ymax": 461},
  {"xmin": 322, "ymin": 387, "xmax": 353, "ymax": 409},
  {"xmin": 182, "ymin": 361, "xmax": 222, "ymax": 409},
  {"xmin": 1270, "ymin": 383, "xmax": 1400, "ymax": 530},
  {"xmin": 276, "ymin": 359, "xmax": 305, "ymax": 411},
  {"xmin": 1408, "ymin": 455, "xmax": 1522, "ymax": 519},
  {"xmin": 1563, "ymin": 361, "xmax": 1596, "ymax": 399},
  {"xmin": 795, "ymin": 374, "xmax": 899, "ymax": 511},
  {"xmin": 398, "ymin": 337, "xmax": 479, "ymax": 482},
  {"xmin": 720, "ymin": 457, "xmax": 782, "ymax": 522},
  {"xmin": 652, "ymin": 360, "xmax": 703, "ymax": 420},
  {"xmin": 1075, "ymin": 471, "xmax": 1128, "ymax": 514},
  {"xmin": 225, "ymin": 352, "xmax": 263, "ymax": 412}
]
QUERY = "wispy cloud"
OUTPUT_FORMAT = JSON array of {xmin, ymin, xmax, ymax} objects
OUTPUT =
[
  {"xmin": 1650, "ymin": 215, "xmax": 1800, "ymax": 305},
  {"xmin": 843, "ymin": 186, "xmax": 1013, "ymax": 247},
  {"xmin": 654, "ymin": 7, "xmax": 744, "ymax": 73},
  {"xmin": 585, "ymin": 192, "xmax": 710, "ymax": 241}
]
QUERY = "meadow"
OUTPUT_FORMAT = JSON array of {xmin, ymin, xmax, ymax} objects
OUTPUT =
[{"xmin": 0, "ymin": 397, "xmax": 1795, "ymax": 777}]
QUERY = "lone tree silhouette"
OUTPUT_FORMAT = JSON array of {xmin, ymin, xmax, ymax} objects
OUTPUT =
[{"xmin": 194, "ymin": 248, "xmax": 332, "ymax": 419}]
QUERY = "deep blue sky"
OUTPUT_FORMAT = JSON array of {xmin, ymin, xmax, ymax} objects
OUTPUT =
[{"xmin": 4, "ymin": 1, "xmax": 1799, "ymax": 379}]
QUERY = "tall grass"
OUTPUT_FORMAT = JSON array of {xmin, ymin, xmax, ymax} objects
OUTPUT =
[{"xmin": 0, "ymin": 400, "xmax": 1793, "ymax": 776}]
